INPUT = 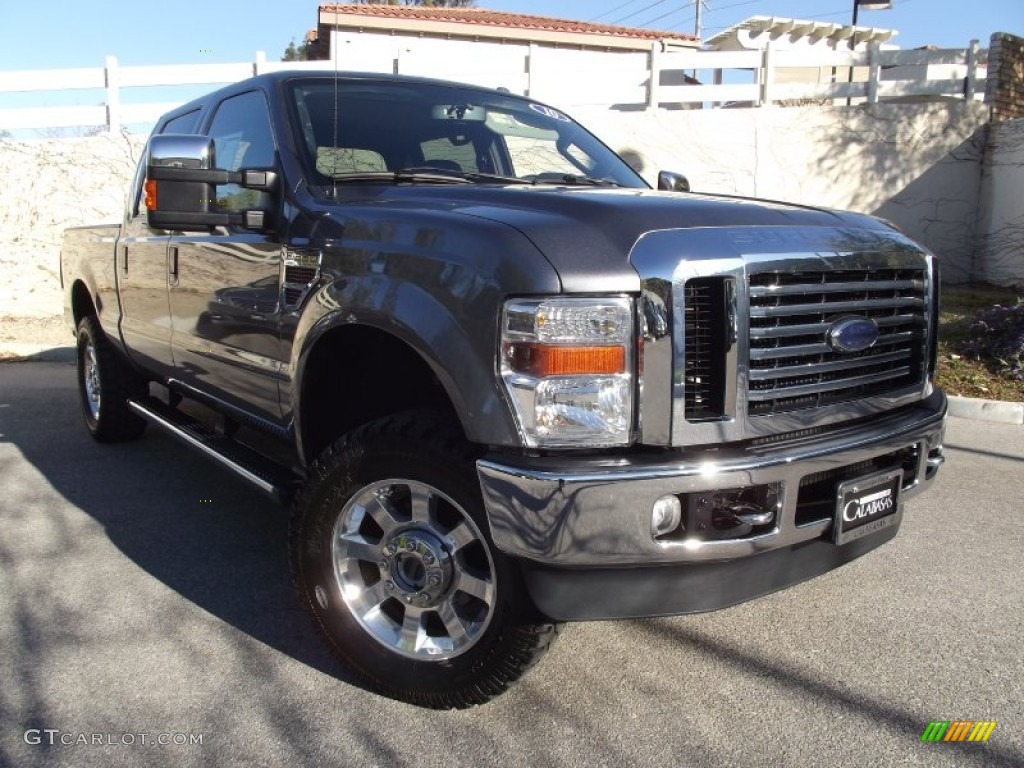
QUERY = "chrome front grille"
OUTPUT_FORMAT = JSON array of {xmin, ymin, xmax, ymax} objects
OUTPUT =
[
  {"xmin": 747, "ymin": 268, "xmax": 927, "ymax": 417},
  {"xmin": 632, "ymin": 225, "xmax": 935, "ymax": 447}
]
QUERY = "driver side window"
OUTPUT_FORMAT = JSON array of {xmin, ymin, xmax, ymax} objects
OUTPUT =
[{"xmin": 206, "ymin": 91, "xmax": 276, "ymax": 212}]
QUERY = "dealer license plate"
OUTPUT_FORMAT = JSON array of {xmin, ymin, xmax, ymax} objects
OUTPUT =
[{"xmin": 833, "ymin": 468, "xmax": 903, "ymax": 546}]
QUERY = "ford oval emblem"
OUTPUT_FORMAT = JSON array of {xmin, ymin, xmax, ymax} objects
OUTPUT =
[{"xmin": 827, "ymin": 317, "xmax": 879, "ymax": 353}]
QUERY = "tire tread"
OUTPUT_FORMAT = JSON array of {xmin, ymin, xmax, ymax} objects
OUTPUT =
[
  {"xmin": 77, "ymin": 315, "xmax": 147, "ymax": 442},
  {"xmin": 288, "ymin": 410, "xmax": 560, "ymax": 709}
]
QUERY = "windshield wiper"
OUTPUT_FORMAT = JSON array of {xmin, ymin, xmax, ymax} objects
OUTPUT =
[
  {"xmin": 395, "ymin": 167, "xmax": 537, "ymax": 185},
  {"xmin": 530, "ymin": 173, "xmax": 622, "ymax": 187},
  {"xmin": 461, "ymin": 171, "xmax": 537, "ymax": 186},
  {"xmin": 330, "ymin": 167, "xmax": 536, "ymax": 186},
  {"xmin": 328, "ymin": 168, "xmax": 619, "ymax": 187},
  {"xmin": 330, "ymin": 169, "xmax": 472, "ymax": 185}
]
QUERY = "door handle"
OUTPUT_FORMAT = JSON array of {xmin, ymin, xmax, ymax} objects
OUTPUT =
[
  {"xmin": 121, "ymin": 245, "xmax": 129, "ymax": 276},
  {"xmin": 169, "ymin": 246, "xmax": 179, "ymax": 287}
]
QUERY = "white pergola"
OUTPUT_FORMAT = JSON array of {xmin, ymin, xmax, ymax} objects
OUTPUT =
[{"xmin": 705, "ymin": 15, "xmax": 897, "ymax": 52}]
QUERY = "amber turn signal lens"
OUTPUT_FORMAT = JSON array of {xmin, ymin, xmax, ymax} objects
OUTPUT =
[
  {"xmin": 144, "ymin": 179, "xmax": 157, "ymax": 211},
  {"xmin": 507, "ymin": 343, "xmax": 626, "ymax": 376}
]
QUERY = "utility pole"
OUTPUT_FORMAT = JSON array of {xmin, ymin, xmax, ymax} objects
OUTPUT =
[{"xmin": 692, "ymin": 0, "xmax": 708, "ymax": 81}]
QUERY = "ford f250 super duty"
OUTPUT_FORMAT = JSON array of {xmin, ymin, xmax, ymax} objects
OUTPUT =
[{"xmin": 61, "ymin": 71, "xmax": 947, "ymax": 708}]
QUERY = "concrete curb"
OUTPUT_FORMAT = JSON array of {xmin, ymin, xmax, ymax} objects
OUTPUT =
[
  {"xmin": 947, "ymin": 394, "xmax": 1024, "ymax": 425},
  {"xmin": 2, "ymin": 343, "xmax": 1022, "ymax": 425}
]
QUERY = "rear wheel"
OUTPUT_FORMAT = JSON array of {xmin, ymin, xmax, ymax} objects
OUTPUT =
[
  {"xmin": 76, "ymin": 316, "xmax": 147, "ymax": 442},
  {"xmin": 289, "ymin": 411, "xmax": 559, "ymax": 708}
]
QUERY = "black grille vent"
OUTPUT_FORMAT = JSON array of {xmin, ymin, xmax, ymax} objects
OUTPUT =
[
  {"xmin": 283, "ymin": 265, "xmax": 318, "ymax": 308},
  {"xmin": 285, "ymin": 265, "xmax": 317, "ymax": 284},
  {"xmin": 747, "ymin": 268, "xmax": 927, "ymax": 417},
  {"xmin": 684, "ymin": 277, "xmax": 731, "ymax": 420},
  {"xmin": 794, "ymin": 446, "xmax": 920, "ymax": 527}
]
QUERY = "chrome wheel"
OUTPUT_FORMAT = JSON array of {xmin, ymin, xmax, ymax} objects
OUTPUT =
[
  {"xmin": 331, "ymin": 478, "xmax": 496, "ymax": 660},
  {"xmin": 292, "ymin": 412, "xmax": 560, "ymax": 707},
  {"xmin": 83, "ymin": 341, "xmax": 101, "ymax": 421},
  {"xmin": 75, "ymin": 316, "xmax": 146, "ymax": 442}
]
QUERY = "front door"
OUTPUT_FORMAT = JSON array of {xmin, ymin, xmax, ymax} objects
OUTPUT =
[{"xmin": 167, "ymin": 89, "xmax": 285, "ymax": 422}]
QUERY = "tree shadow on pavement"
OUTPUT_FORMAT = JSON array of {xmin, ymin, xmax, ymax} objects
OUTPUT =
[{"xmin": 0, "ymin": 362, "xmax": 364, "ymax": 691}]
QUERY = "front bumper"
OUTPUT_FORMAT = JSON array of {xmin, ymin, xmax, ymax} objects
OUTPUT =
[{"xmin": 477, "ymin": 391, "xmax": 946, "ymax": 620}]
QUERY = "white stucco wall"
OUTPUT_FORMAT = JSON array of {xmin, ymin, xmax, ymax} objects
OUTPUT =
[
  {"xmin": 1, "ymin": 102, "xmax": 1017, "ymax": 324},
  {"xmin": 573, "ymin": 101, "xmax": 991, "ymax": 283},
  {"xmin": 0, "ymin": 133, "xmax": 145, "ymax": 318},
  {"xmin": 330, "ymin": 30, "xmax": 654, "ymax": 108},
  {"xmin": 976, "ymin": 118, "xmax": 1024, "ymax": 287}
]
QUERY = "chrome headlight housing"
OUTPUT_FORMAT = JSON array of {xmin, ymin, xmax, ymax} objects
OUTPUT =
[{"xmin": 500, "ymin": 297, "xmax": 634, "ymax": 448}]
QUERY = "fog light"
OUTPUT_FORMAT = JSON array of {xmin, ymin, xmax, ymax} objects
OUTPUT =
[{"xmin": 651, "ymin": 495, "xmax": 682, "ymax": 538}]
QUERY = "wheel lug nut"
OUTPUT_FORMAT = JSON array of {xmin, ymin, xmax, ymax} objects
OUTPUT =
[
  {"xmin": 384, "ymin": 544, "xmax": 397, "ymax": 555},
  {"xmin": 379, "ymin": 560, "xmax": 389, "ymax": 571},
  {"xmin": 427, "ymin": 573, "xmax": 441, "ymax": 586},
  {"xmin": 405, "ymin": 541, "xmax": 416, "ymax": 551},
  {"xmin": 384, "ymin": 580, "xmax": 394, "ymax": 591},
  {"xmin": 423, "ymin": 553, "xmax": 435, "ymax": 564}
]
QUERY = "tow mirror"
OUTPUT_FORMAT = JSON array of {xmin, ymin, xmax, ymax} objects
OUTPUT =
[
  {"xmin": 145, "ymin": 134, "xmax": 277, "ymax": 231},
  {"xmin": 657, "ymin": 171, "xmax": 691, "ymax": 193}
]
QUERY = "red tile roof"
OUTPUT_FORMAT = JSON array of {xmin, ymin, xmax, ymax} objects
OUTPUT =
[{"xmin": 319, "ymin": 4, "xmax": 697, "ymax": 44}]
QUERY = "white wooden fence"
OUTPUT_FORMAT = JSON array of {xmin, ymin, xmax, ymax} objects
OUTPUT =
[
  {"xmin": 0, "ymin": 53, "xmax": 329, "ymax": 133},
  {"xmin": 657, "ymin": 41, "xmax": 987, "ymax": 108},
  {"xmin": 0, "ymin": 42, "xmax": 987, "ymax": 134}
]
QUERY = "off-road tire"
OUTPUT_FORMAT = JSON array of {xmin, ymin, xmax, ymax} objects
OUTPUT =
[
  {"xmin": 289, "ymin": 411, "xmax": 559, "ymax": 708},
  {"xmin": 76, "ymin": 315, "xmax": 147, "ymax": 442}
]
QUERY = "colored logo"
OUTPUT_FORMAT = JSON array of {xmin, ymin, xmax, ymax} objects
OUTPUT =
[
  {"xmin": 921, "ymin": 721, "xmax": 997, "ymax": 742},
  {"xmin": 827, "ymin": 316, "xmax": 879, "ymax": 353}
]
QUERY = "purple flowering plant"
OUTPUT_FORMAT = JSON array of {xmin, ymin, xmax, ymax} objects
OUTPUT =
[{"xmin": 959, "ymin": 299, "xmax": 1024, "ymax": 381}]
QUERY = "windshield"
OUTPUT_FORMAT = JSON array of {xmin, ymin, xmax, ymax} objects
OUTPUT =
[{"xmin": 288, "ymin": 78, "xmax": 647, "ymax": 190}]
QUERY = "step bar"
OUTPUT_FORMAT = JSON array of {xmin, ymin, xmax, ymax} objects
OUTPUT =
[{"xmin": 128, "ymin": 397, "xmax": 297, "ymax": 505}]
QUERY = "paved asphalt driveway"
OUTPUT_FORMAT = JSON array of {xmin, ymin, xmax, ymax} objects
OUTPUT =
[{"xmin": 1, "ymin": 362, "xmax": 1022, "ymax": 768}]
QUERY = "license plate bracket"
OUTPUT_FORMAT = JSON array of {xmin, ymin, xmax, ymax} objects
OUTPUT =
[{"xmin": 833, "ymin": 468, "xmax": 903, "ymax": 546}]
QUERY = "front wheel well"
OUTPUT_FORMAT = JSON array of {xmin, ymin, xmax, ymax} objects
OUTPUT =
[{"xmin": 298, "ymin": 326, "xmax": 463, "ymax": 463}]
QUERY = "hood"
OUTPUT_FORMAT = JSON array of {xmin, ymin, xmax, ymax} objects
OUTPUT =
[{"xmin": 325, "ymin": 184, "xmax": 895, "ymax": 293}]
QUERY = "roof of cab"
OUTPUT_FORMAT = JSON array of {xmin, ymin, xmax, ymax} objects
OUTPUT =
[{"xmin": 158, "ymin": 70, "xmax": 528, "ymax": 127}]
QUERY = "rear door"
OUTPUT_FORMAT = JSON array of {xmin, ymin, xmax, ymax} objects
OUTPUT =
[{"xmin": 166, "ymin": 90, "xmax": 284, "ymax": 422}]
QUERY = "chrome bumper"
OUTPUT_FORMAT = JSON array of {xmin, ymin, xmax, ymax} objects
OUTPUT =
[{"xmin": 477, "ymin": 392, "xmax": 946, "ymax": 568}]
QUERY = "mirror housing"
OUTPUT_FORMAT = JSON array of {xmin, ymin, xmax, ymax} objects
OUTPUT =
[
  {"xmin": 145, "ymin": 134, "xmax": 277, "ymax": 231},
  {"xmin": 657, "ymin": 170, "xmax": 691, "ymax": 193}
]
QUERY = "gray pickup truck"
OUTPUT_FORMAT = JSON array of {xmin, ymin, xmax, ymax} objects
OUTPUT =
[{"xmin": 61, "ymin": 71, "xmax": 946, "ymax": 708}]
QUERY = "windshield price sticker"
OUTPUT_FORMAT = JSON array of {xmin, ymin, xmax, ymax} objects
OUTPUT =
[{"xmin": 833, "ymin": 469, "xmax": 903, "ymax": 545}]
